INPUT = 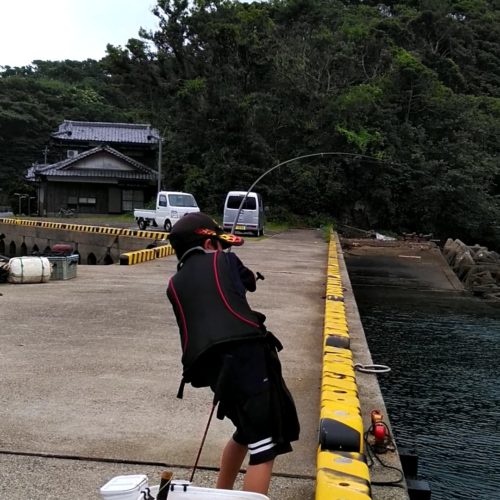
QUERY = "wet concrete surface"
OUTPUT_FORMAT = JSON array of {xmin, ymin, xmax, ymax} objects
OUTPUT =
[
  {"xmin": 0, "ymin": 230, "xmax": 417, "ymax": 500},
  {"xmin": 342, "ymin": 239, "xmax": 463, "ymax": 292},
  {"xmin": 0, "ymin": 229, "xmax": 325, "ymax": 499}
]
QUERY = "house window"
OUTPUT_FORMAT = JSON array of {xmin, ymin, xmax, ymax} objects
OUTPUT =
[
  {"xmin": 79, "ymin": 197, "xmax": 97, "ymax": 205},
  {"xmin": 122, "ymin": 190, "xmax": 144, "ymax": 212},
  {"xmin": 67, "ymin": 196, "xmax": 78, "ymax": 208}
]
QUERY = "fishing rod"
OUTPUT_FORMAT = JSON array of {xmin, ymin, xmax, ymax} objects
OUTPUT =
[{"xmin": 230, "ymin": 151, "xmax": 402, "ymax": 235}]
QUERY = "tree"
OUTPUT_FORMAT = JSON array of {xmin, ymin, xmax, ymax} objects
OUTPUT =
[{"xmin": 1, "ymin": 0, "xmax": 499, "ymax": 247}]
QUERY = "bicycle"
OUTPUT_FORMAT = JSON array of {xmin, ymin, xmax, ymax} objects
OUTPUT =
[{"xmin": 57, "ymin": 207, "xmax": 75, "ymax": 217}]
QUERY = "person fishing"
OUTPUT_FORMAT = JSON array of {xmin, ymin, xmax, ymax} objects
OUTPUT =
[{"xmin": 166, "ymin": 212, "xmax": 299, "ymax": 495}]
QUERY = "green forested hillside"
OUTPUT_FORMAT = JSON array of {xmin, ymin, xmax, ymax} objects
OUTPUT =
[{"xmin": 1, "ymin": 0, "xmax": 499, "ymax": 246}]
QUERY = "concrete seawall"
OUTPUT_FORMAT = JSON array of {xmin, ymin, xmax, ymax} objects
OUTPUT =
[{"xmin": 0, "ymin": 218, "xmax": 168, "ymax": 264}]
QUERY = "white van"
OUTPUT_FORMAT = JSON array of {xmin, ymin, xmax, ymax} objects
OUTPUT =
[{"xmin": 223, "ymin": 191, "xmax": 264, "ymax": 236}]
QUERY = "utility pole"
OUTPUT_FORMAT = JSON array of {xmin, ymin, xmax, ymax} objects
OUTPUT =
[
  {"xmin": 157, "ymin": 137, "xmax": 162, "ymax": 193},
  {"xmin": 42, "ymin": 146, "xmax": 49, "ymax": 164},
  {"xmin": 157, "ymin": 125, "xmax": 169, "ymax": 193}
]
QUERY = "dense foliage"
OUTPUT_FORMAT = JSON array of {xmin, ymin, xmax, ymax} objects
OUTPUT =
[{"xmin": 1, "ymin": 0, "xmax": 499, "ymax": 246}]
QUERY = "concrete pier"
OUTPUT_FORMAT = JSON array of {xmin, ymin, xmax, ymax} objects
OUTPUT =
[
  {"xmin": 0, "ymin": 227, "xmax": 408, "ymax": 499},
  {"xmin": 0, "ymin": 218, "xmax": 168, "ymax": 264}
]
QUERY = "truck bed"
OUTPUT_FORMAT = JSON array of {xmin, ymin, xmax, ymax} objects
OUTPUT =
[{"xmin": 133, "ymin": 209, "xmax": 156, "ymax": 219}]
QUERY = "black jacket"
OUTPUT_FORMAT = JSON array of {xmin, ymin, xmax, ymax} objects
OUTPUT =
[{"xmin": 167, "ymin": 249, "xmax": 265, "ymax": 386}]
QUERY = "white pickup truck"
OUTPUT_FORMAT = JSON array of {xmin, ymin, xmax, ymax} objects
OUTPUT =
[{"xmin": 134, "ymin": 191, "xmax": 200, "ymax": 232}]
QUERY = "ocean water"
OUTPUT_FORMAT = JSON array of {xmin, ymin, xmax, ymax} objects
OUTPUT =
[{"xmin": 353, "ymin": 289, "xmax": 500, "ymax": 500}]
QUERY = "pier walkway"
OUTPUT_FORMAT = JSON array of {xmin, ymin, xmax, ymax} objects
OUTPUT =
[{"xmin": 1, "ymin": 228, "xmax": 407, "ymax": 499}]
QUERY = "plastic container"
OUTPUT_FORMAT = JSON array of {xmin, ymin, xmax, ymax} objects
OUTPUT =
[
  {"xmin": 51, "ymin": 243, "xmax": 75, "ymax": 255},
  {"xmin": 100, "ymin": 475, "xmax": 148, "ymax": 500},
  {"xmin": 137, "ymin": 481, "xmax": 269, "ymax": 499},
  {"xmin": 8, "ymin": 256, "xmax": 51, "ymax": 284},
  {"xmin": 47, "ymin": 254, "xmax": 79, "ymax": 280}
]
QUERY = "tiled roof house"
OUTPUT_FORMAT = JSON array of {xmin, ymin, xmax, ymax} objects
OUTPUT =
[{"xmin": 27, "ymin": 121, "xmax": 161, "ymax": 216}]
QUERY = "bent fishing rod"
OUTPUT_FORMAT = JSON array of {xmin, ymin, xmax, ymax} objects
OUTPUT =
[{"xmin": 230, "ymin": 151, "xmax": 402, "ymax": 235}]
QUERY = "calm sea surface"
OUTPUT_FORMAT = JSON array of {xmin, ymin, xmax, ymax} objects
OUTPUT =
[{"xmin": 352, "ymin": 288, "xmax": 500, "ymax": 500}]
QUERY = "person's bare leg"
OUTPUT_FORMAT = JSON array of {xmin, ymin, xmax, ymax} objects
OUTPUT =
[
  {"xmin": 243, "ymin": 459, "xmax": 274, "ymax": 494},
  {"xmin": 216, "ymin": 438, "xmax": 248, "ymax": 489}
]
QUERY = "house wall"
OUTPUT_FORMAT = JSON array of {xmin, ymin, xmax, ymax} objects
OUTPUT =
[
  {"xmin": 44, "ymin": 182, "xmax": 108, "ymax": 214},
  {"xmin": 74, "ymin": 154, "xmax": 135, "ymax": 171},
  {"xmin": 41, "ymin": 182, "xmax": 149, "ymax": 215}
]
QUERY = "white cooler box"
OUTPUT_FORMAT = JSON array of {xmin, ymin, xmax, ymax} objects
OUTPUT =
[
  {"xmin": 100, "ymin": 475, "xmax": 148, "ymax": 500},
  {"xmin": 100, "ymin": 476, "xmax": 269, "ymax": 500},
  {"xmin": 144, "ymin": 483, "xmax": 269, "ymax": 500}
]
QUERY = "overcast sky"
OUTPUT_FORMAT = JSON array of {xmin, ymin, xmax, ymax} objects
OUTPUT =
[{"xmin": 0, "ymin": 1, "xmax": 160, "ymax": 67}]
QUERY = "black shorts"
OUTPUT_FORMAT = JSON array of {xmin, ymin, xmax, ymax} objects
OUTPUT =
[{"xmin": 212, "ymin": 340, "xmax": 293, "ymax": 465}]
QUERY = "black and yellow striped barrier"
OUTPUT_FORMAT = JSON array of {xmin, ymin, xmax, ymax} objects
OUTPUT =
[
  {"xmin": 120, "ymin": 228, "xmax": 169, "ymax": 239},
  {"xmin": 316, "ymin": 232, "xmax": 371, "ymax": 500},
  {"xmin": 119, "ymin": 244, "xmax": 175, "ymax": 265},
  {"xmin": 0, "ymin": 218, "xmax": 168, "ymax": 240},
  {"xmin": 316, "ymin": 451, "xmax": 371, "ymax": 499}
]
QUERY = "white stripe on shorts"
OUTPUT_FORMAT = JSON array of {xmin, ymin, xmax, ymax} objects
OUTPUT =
[{"xmin": 248, "ymin": 437, "xmax": 276, "ymax": 455}]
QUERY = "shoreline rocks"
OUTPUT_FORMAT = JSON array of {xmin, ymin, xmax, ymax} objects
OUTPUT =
[{"xmin": 443, "ymin": 239, "xmax": 500, "ymax": 301}]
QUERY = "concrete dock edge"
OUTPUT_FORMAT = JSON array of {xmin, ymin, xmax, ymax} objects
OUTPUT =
[{"xmin": 315, "ymin": 232, "xmax": 409, "ymax": 500}]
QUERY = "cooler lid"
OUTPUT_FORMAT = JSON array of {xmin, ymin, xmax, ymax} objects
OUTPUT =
[{"xmin": 100, "ymin": 475, "xmax": 148, "ymax": 494}]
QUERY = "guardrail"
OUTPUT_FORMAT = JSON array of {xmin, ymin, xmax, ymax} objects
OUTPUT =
[
  {"xmin": 0, "ymin": 218, "xmax": 168, "ymax": 240},
  {"xmin": 0, "ymin": 218, "xmax": 175, "ymax": 266},
  {"xmin": 315, "ymin": 232, "xmax": 371, "ymax": 500}
]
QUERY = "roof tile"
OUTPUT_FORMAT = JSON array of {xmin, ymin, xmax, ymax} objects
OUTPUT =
[{"xmin": 52, "ymin": 120, "xmax": 160, "ymax": 145}]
